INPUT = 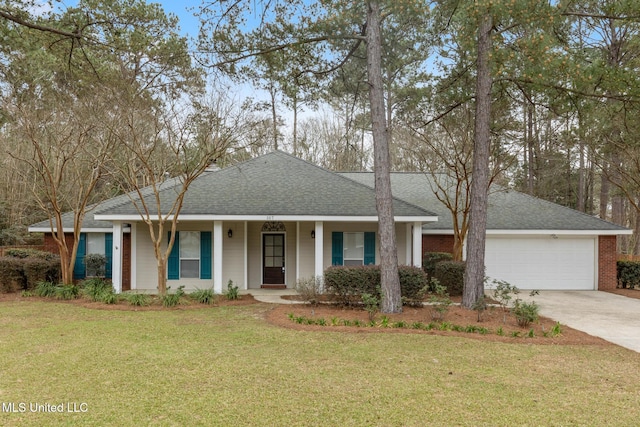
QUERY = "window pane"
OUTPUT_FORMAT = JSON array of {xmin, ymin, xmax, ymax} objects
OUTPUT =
[
  {"xmin": 87, "ymin": 234, "xmax": 105, "ymax": 255},
  {"xmin": 265, "ymin": 257, "xmax": 274, "ymax": 267},
  {"xmin": 272, "ymin": 256, "xmax": 283, "ymax": 267},
  {"xmin": 181, "ymin": 260, "xmax": 199, "ymax": 278},
  {"xmin": 265, "ymin": 235, "xmax": 274, "ymax": 245},
  {"xmin": 180, "ymin": 231, "xmax": 200, "ymax": 259},
  {"xmin": 343, "ymin": 232, "xmax": 364, "ymax": 260},
  {"xmin": 344, "ymin": 259, "xmax": 364, "ymax": 267},
  {"xmin": 265, "ymin": 246, "xmax": 274, "ymax": 256}
]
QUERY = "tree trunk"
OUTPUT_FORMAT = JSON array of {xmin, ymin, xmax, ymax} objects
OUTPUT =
[
  {"xmin": 462, "ymin": 10, "xmax": 493, "ymax": 309},
  {"xmin": 366, "ymin": 0, "xmax": 401, "ymax": 313},
  {"xmin": 157, "ymin": 259, "xmax": 167, "ymax": 295}
]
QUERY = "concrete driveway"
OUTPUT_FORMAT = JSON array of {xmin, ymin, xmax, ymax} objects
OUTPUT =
[{"xmin": 524, "ymin": 291, "xmax": 640, "ymax": 352}]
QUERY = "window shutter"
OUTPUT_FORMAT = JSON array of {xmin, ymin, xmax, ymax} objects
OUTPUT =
[
  {"xmin": 200, "ymin": 231, "xmax": 212, "ymax": 280},
  {"xmin": 331, "ymin": 232, "xmax": 343, "ymax": 265},
  {"xmin": 167, "ymin": 231, "xmax": 180, "ymax": 280},
  {"xmin": 364, "ymin": 232, "xmax": 375, "ymax": 265},
  {"xmin": 105, "ymin": 233, "xmax": 113, "ymax": 279},
  {"xmin": 74, "ymin": 233, "xmax": 86, "ymax": 279}
]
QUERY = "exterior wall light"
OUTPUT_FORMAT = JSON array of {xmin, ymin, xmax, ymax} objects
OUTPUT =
[
  {"xmin": 228, "ymin": 229, "xmax": 233, "ymax": 238},
  {"xmin": 311, "ymin": 230, "xmax": 315, "ymax": 239}
]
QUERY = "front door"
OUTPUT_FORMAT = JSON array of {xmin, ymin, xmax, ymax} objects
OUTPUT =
[{"xmin": 263, "ymin": 234, "xmax": 285, "ymax": 284}]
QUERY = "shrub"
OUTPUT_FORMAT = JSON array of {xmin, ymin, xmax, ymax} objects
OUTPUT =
[
  {"xmin": 22, "ymin": 257, "xmax": 61, "ymax": 289},
  {"xmin": 433, "ymin": 261, "xmax": 465, "ymax": 296},
  {"xmin": 84, "ymin": 253, "xmax": 107, "ymax": 278},
  {"xmin": 617, "ymin": 261, "xmax": 640, "ymax": 289},
  {"xmin": 361, "ymin": 292, "xmax": 380, "ymax": 322},
  {"xmin": 190, "ymin": 287, "xmax": 217, "ymax": 305},
  {"xmin": 34, "ymin": 280, "xmax": 57, "ymax": 297},
  {"xmin": 423, "ymin": 252, "xmax": 453, "ymax": 282},
  {"xmin": 224, "ymin": 280, "xmax": 239, "ymax": 300},
  {"xmin": 0, "ymin": 250, "xmax": 60, "ymax": 292},
  {"xmin": 428, "ymin": 282, "xmax": 452, "ymax": 321},
  {"xmin": 125, "ymin": 293, "xmax": 150, "ymax": 307},
  {"xmin": 0, "ymin": 257, "xmax": 25, "ymax": 293},
  {"xmin": 162, "ymin": 286, "xmax": 185, "ymax": 307},
  {"xmin": 4, "ymin": 248, "xmax": 57, "ymax": 261},
  {"xmin": 81, "ymin": 278, "xmax": 114, "ymax": 302},
  {"xmin": 324, "ymin": 265, "xmax": 429, "ymax": 306},
  {"xmin": 54, "ymin": 284, "xmax": 79, "ymax": 300},
  {"xmin": 512, "ymin": 300, "xmax": 539, "ymax": 327},
  {"xmin": 294, "ymin": 276, "xmax": 323, "ymax": 305}
]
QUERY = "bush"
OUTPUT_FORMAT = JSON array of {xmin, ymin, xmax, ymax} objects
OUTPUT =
[
  {"xmin": 617, "ymin": 261, "xmax": 640, "ymax": 289},
  {"xmin": 162, "ymin": 286, "xmax": 185, "ymax": 307},
  {"xmin": 512, "ymin": 300, "xmax": 539, "ymax": 327},
  {"xmin": 324, "ymin": 265, "xmax": 429, "ymax": 306},
  {"xmin": 34, "ymin": 280, "xmax": 57, "ymax": 298},
  {"xmin": 81, "ymin": 278, "xmax": 114, "ymax": 302},
  {"xmin": 428, "ymin": 281, "xmax": 452, "ymax": 321},
  {"xmin": 54, "ymin": 284, "xmax": 80, "ymax": 300},
  {"xmin": 294, "ymin": 276, "xmax": 323, "ymax": 305},
  {"xmin": 190, "ymin": 287, "xmax": 217, "ymax": 305},
  {"xmin": 224, "ymin": 280, "xmax": 239, "ymax": 300},
  {"xmin": 433, "ymin": 261, "xmax": 465, "ymax": 296},
  {"xmin": 423, "ymin": 252, "xmax": 453, "ymax": 282},
  {"xmin": 125, "ymin": 293, "xmax": 150, "ymax": 307},
  {"xmin": 84, "ymin": 253, "xmax": 107, "ymax": 278},
  {"xmin": 0, "ymin": 250, "xmax": 60, "ymax": 293}
]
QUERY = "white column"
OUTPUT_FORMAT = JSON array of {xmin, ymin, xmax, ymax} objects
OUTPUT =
[
  {"xmin": 243, "ymin": 221, "xmax": 248, "ymax": 290},
  {"xmin": 214, "ymin": 221, "xmax": 223, "ymax": 294},
  {"xmin": 405, "ymin": 223, "xmax": 413, "ymax": 265},
  {"xmin": 314, "ymin": 221, "xmax": 324, "ymax": 279},
  {"xmin": 112, "ymin": 221, "xmax": 123, "ymax": 294},
  {"xmin": 296, "ymin": 222, "xmax": 301, "ymax": 283},
  {"xmin": 130, "ymin": 223, "xmax": 137, "ymax": 290},
  {"xmin": 413, "ymin": 221, "xmax": 423, "ymax": 268}
]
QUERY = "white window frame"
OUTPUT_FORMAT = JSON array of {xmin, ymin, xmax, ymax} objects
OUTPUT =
[
  {"xmin": 343, "ymin": 232, "xmax": 364, "ymax": 266},
  {"xmin": 179, "ymin": 231, "xmax": 200, "ymax": 279}
]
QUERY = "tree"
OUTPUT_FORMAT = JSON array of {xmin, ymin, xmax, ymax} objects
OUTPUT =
[{"xmin": 198, "ymin": 0, "xmax": 432, "ymax": 313}]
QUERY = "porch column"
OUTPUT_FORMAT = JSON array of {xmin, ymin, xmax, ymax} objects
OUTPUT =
[
  {"xmin": 412, "ymin": 221, "xmax": 423, "ymax": 268},
  {"xmin": 314, "ymin": 221, "xmax": 323, "ymax": 280},
  {"xmin": 405, "ymin": 223, "xmax": 413, "ymax": 265},
  {"xmin": 130, "ymin": 223, "xmax": 137, "ymax": 290},
  {"xmin": 213, "ymin": 221, "xmax": 223, "ymax": 294},
  {"xmin": 112, "ymin": 221, "xmax": 123, "ymax": 294},
  {"xmin": 243, "ymin": 221, "xmax": 248, "ymax": 290},
  {"xmin": 296, "ymin": 222, "xmax": 301, "ymax": 283}
]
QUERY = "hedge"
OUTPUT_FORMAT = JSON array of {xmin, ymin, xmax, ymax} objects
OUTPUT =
[
  {"xmin": 0, "ymin": 249, "xmax": 61, "ymax": 293},
  {"xmin": 423, "ymin": 252, "xmax": 454, "ymax": 281},
  {"xmin": 617, "ymin": 260, "xmax": 640, "ymax": 289},
  {"xmin": 433, "ymin": 260, "xmax": 465, "ymax": 296},
  {"xmin": 324, "ymin": 265, "xmax": 429, "ymax": 306}
]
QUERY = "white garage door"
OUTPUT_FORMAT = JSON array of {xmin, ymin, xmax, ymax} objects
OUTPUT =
[{"xmin": 484, "ymin": 236, "xmax": 596, "ymax": 290}]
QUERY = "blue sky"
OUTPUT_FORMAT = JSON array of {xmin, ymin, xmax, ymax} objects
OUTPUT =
[{"xmin": 157, "ymin": 1, "xmax": 201, "ymax": 37}]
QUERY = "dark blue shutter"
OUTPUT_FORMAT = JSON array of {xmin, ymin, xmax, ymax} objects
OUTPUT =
[
  {"xmin": 364, "ymin": 232, "xmax": 376, "ymax": 265},
  {"xmin": 331, "ymin": 232, "xmax": 343, "ymax": 265},
  {"xmin": 200, "ymin": 231, "xmax": 212, "ymax": 279},
  {"xmin": 168, "ymin": 231, "xmax": 180, "ymax": 280},
  {"xmin": 105, "ymin": 233, "xmax": 113, "ymax": 279},
  {"xmin": 74, "ymin": 233, "xmax": 86, "ymax": 279}
]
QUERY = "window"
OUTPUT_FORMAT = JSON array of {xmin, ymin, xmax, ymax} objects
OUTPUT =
[
  {"xmin": 74, "ymin": 233, "xmax": 113, "ymax": 279},
  {"xmin": 343, "ymin": 232, "xmax": 364, "ymax": 266},
  {"xmin": 168, "ymin": 231, "xmax": 212, "ymax": 280},
  {"xmin": 179, "ymin": 231, "xmax": 200, "ymax": 278},
  {"xmin": 332, "ymin": 231, "xmax": 375, "ymax": 266}
]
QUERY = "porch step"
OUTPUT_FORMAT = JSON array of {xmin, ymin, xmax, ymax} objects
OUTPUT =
[{"xmin": 260, "ymin": 284, "xmax": 287, "ymax": 290}]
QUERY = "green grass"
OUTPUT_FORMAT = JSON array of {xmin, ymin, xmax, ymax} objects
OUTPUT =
[{"xmin": 1, "ymin": 301, "xmax": 639, "ymax": 426}]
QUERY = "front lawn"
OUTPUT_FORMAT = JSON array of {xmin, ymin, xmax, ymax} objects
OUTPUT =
[{"xmin": 1, "ymin": 300, "xmax": 639, "ymax": 426}]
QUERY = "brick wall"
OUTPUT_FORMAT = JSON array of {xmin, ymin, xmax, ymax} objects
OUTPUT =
[
  {"xmin": 422, "ymin": 234, "xmax": 454, "ymax": 255},
  {"xmin": 598, "ymin": 235, "xmax": 617, "ymax": 290}
]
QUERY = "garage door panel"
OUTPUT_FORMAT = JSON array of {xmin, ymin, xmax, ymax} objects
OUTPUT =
[{"xmin": 484, "ymin": 237, "xmax": 595, "ymax": 290}]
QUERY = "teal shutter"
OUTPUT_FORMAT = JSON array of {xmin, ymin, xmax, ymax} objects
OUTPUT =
[
  {"xmin": 364, "ymin": 232, "xmax": 376, "ymax": 265},
  {"xmin": 105, "ymin": 233, "xmax": 113, "ymax": 279},
  {"xmin": 168, "ymin": 231, "xmax": 180, "ymax": 280},
  {"xmin": 74, "ymin": 233, "xmax": 86, "ymax": 279},
  {"xmin": 200, "ymin": 231, "xmax": 212, "ymax": 279},
  {"xmin": 331, "ymin": 232, "xmax": 343, "ymax": 265}
]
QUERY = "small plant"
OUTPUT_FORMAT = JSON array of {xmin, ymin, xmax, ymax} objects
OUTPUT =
[
  {"xmin": 393, "ymin": 321, "xmax": 407, "ymax": 328},
  {"xmin": 361, "ymin": 292, "xmax": 380, "ymax": 322},
  {"xmin": 294, "ymin": 276, "xmax": 322, "ymax": 305},
  {"xmin": 331, "ymin": 316, "xmax": 339, "ymax": 326},
  {"xmin": 54, "ymin": 284, "xmax": 79, "ymax": 300},
  {"xmin": 190, "ymin": 287, "xmax": 217, "ymax": 305},
  {"xmin": 411, "ymin": 322, "xmax": 425, "ymax": 330},
  {"xmin": 34, "ymin": 280, "xmax": 57, "ymax": 297},
  {"xmin": 428, "ymin": 283, "xmax": 452, "ymax": 321},
  {"xmin": 81, "ymin": 278, "xmax": 113, "ymax": 302},
  {"xmin": 378, "ymin": 315, "xmax": 390, "ymax": 328},
  {"xmin": 512, "ymin": 299, "xmax": 540, "ymax": 327},
  {"xmin": 471, "ymin": 294, "xmax": 488, "ymax": 322},
  {"xmin": 491, "ymin": 279, "xmax": 519, "ymax": 323},
  {"xmin": 527, "ymin": 328, "xmax": 535, "ymax": 338},
  {"xmin": 315, "ymin": 318, "xmax": 327, "ymax": 326},
  {"xmin": 126, "ymin": 293, "xmax": 150, "ymax": 307},
  {"xmin": 162, "ymin": 286, "xmax": 185, "ymax": 307},
  {"xmin": 224, "ymin": 280, "xmax": 239, "ymax": 300},
  {"xmin": 511, "ymin": 330, "xmax": 521, "ymax": 338},
  {"xmin": 550, "ymin": 322, "xmax": 562, "ymax": 337},
  {"xmin": 496, "ymin": 326, "xmax": 504, "ymax": 336},
  {"xmin": 100, "ymin": 292, "xmax": 119, "ymax": 305},
  {"xmin": 21, "ymin": 290, "xmax": 34, "ymax": 297}
]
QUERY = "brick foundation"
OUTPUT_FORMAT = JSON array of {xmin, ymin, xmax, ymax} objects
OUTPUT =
[{"xmin": 598, "ymin": 235, "xmax": 617, "ymax": 290}]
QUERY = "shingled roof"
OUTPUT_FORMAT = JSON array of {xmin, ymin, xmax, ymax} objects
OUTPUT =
[
  {"xmin": 341, "ymin": 172, "xmax": 629, "ymax": 232},
  {"xmin": 91, "ymin": 151, "xmax": 436, "ymax": 220}
]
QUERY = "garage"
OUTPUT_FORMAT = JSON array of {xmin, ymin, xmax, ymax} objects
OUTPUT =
[{"xmin": 484, "ymin": 235, "xmax": 597, "ymax": 291}]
